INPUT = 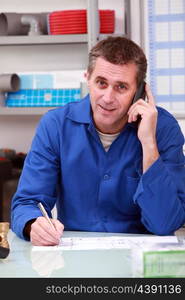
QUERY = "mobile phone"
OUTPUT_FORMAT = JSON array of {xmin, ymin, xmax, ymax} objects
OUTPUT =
[
  {"xmin": 131, "ymin": 81, "xmax": 146, "ymax": 125},
  {"xmin": 132, "ymin": 81, "xmax": 146, "ymax": 104}
]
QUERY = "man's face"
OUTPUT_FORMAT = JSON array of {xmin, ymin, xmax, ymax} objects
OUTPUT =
[{"xmin": 86, "ymin": 57, "xmax": 138, "ymax": 134}]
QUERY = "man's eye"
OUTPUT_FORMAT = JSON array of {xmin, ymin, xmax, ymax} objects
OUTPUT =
[
  {"xmin": 117, "ymin": 84, "xmax": 126, "ymax": 90},
  {"xmin": 97, "ymin": 80, "xmax": 107, "ymax": 88},
  {"xmin": 114, "ymin": 84, "xmax": 127, "ymax": 93}
]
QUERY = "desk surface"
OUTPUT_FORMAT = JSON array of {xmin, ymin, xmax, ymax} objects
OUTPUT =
[{"xmin": 1, "ymin": 230, "xmax": 185, "ymax": 278}]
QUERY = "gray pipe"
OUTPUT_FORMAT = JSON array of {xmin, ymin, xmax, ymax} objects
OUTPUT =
[
  {"xmin": 21, "ymin": 15, "xmax": 42, "ymax": 36},
  {"xmin": 0, "ymin": 74, "xmax": 20, "ymax": 92},
  {"xmin": 0, "ymin": 13, "xmax": 7, "ymax": 36},
  {"xmin": 0, "ymin": 12, "xmax": 48, "ymax": 35},
  {"xmin": 0, "ymin": 73, "xmax": 20, "ymax": 102}
]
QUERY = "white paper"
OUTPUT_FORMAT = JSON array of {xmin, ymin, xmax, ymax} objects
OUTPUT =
[{"xmin": 32, "ymin": 235, "xmax": 179, "ymax": 252}]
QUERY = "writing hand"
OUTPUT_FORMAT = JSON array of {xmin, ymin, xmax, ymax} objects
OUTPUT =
[{"xmin": 30, "ymin": 217, "xmax": 64, "ymax": 246}]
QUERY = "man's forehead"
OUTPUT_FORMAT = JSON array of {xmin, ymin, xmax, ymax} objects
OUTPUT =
[
  {"xmin": 93, "ymin": 57, "xmax": 137, "ymax": 72},
  {"xmin": 91, "ymin": 58, "xmax": 137, "ymax": 84}
]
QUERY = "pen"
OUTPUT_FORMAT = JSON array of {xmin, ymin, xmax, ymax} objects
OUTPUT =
[{"xmin": 38, "ymin": 202, "xmax": 56, "ymax": 230}]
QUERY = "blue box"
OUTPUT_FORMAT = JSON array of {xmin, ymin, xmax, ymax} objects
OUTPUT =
[
  {"xmin": 20, "ymin": 74, "xmax": 54, "ymax": 89},
  {"xmin": 6, "ymin": 88, "xmax": 81, "ymax": 107}
]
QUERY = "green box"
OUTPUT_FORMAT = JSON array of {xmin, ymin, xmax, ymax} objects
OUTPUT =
[{"xmin": 143, "ymin": 250, "xmax": 185, "ymax": 278}]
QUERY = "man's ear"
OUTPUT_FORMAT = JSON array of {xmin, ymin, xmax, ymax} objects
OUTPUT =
[
  {"xmin": 80, "ymin": 72, "xmax": 90, "ymax": 97},
  {"xmin": 84, "ymin": 71, "xmax": 88, "ymax": 79},
  {"xmin": 84, "ymin": 71, "xmax": 90, "ymax": 88}
]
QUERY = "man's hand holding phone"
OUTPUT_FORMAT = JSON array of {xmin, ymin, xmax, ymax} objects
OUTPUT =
[
  {"xmin": 127, "ymin": 83, "xmax": 159, "ymax": 172},
  {"xmin": 128, "ymin": 83, "xmax": 157, "ymax": 143}
]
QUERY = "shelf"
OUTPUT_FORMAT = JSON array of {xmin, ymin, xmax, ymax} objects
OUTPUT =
[
  {"xmin": 0, "ymin": 33, "xmax": 124, "ymax": 46},
  {"xmin": 0, "ymin": 107, "xmax": 54, "ymax": 115},
  {"xmin": 0, "ymin": 34, "xmax": 88, "ymax": 45},
  {"xmin": 1, "ymin": 108, "xmax": 184, "ymax": 118}
]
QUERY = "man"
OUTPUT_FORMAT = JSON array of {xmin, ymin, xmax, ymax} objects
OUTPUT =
[{"xmin": 11, "ymin": 36, "xmax": 185, "ymax": 246}]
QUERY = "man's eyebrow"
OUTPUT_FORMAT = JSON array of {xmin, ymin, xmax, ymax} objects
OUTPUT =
[
  {"xmin": 116, "ymin": 81, "xmax": 129, "ymax": 87},
  {"xmin": 95, "ymin": 76, "xmax": 130, "ymax": 87},
  {"xmin": 95, "ymin": 76, "xmax": 107, "ymax": 81}
]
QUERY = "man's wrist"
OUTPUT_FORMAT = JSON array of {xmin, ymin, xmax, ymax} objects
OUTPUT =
[
  {"xmin": 23, "ymin": 219, "xmax": 36, "ymax": 240},
  {"xmin": 142, "ymin": 142, "xmax": 159, "ymax": 173}
]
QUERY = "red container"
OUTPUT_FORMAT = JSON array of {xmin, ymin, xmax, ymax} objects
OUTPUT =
[{"xmin": 48, "ymin": 9, "xmax": 115, "ymax": 35}]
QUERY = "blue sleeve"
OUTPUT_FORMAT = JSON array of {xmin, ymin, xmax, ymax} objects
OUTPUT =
[
  {"xmin": 11, "ymin": 111, "xmax": 61, "ymax": 240},
  {"xmin": 134, "ymin": 120, "xmax": 185, "ymax": 235}
]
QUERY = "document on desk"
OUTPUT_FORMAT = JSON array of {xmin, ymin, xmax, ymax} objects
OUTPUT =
[
  {"xmin": 32, "ymin": 235, "xmax": 180, "ymax": 252},
  {"xmin": 32, "ymin": 236, "xmax": 131, "ymax": 251},
  {"xmin": 126, "ymin": 235, "xmax": 180, "ymax": 249}
]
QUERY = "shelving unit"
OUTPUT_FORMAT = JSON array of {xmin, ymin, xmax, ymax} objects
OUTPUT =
[
  {"xmin": 0, "ymin": 0, "xmax": 96, "ymax": 115},
  {"xmin": 0, "ymin": 0, "xmax": 130, "ymax": 116},
  {"xmin": 0, "ymin": 107, "xmax": 53, "ymax": 115},
  {"xmin": 0, "ymin": 34, "xmax": 88, "ymax": 45},
  {"xmin": 0, "ymin": 106, "xmax": 184, "ymax": 119},
  {"xmin": 0, "ymin": 33, "xmax": 120, "ymax": 46}
]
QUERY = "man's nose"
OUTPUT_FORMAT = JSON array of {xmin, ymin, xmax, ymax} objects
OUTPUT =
[{"xmin": 102, "ymin": 87, "xmax": 115, "ymax": 103}]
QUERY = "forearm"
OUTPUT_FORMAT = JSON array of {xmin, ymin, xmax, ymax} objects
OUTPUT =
[
  {"xmin": 142, "ymin": 139, "xmax": 159, "ymax": 173},
  {"xmin": 134, "ymin": 158, "xmax": 185, "ymax": 235}
]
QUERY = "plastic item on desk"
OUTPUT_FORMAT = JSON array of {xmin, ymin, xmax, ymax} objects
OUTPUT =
[{"xmin": 0, "ymin": 222, "xmax": 10, "ymax": 259}]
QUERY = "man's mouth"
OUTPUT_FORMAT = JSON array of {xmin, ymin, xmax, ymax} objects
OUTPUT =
[{"xmin": 99, "ymin": 104, "xmax": 116, "ymax": 112}]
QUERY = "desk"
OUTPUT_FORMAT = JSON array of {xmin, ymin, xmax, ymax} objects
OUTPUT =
[{"xmin": 1, "ymin": 230, "xmax": 185, "ymax": 278}]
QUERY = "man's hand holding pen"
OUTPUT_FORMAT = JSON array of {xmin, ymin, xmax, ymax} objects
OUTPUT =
[
  {"xmin": 27, "ymin": 203, "xmax": 64, "ymax": 246},
  {"xmin": 30, "ymin": 216, "xmax": 64, "ymax": 246}
]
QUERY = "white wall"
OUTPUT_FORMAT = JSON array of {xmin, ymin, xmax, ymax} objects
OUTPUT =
[{"xmin": 0, "ymin": 115, "xmax": 40, "ymax": 153}]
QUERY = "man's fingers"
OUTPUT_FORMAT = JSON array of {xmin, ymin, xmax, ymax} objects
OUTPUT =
[
  {"xmin": 145, "ymin": 83, "xmax": 155, "ymax": 105},
  {"xmin": 128, "ymin": 106, "xmax": 148, "ymax": 123},
  {"xmin": 31, "ymin": 217, "xmax": 61, "ymax": 245},
  {"xmin": 51, "ymin": 219, "xmax": 64, "ymax": 236}
]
